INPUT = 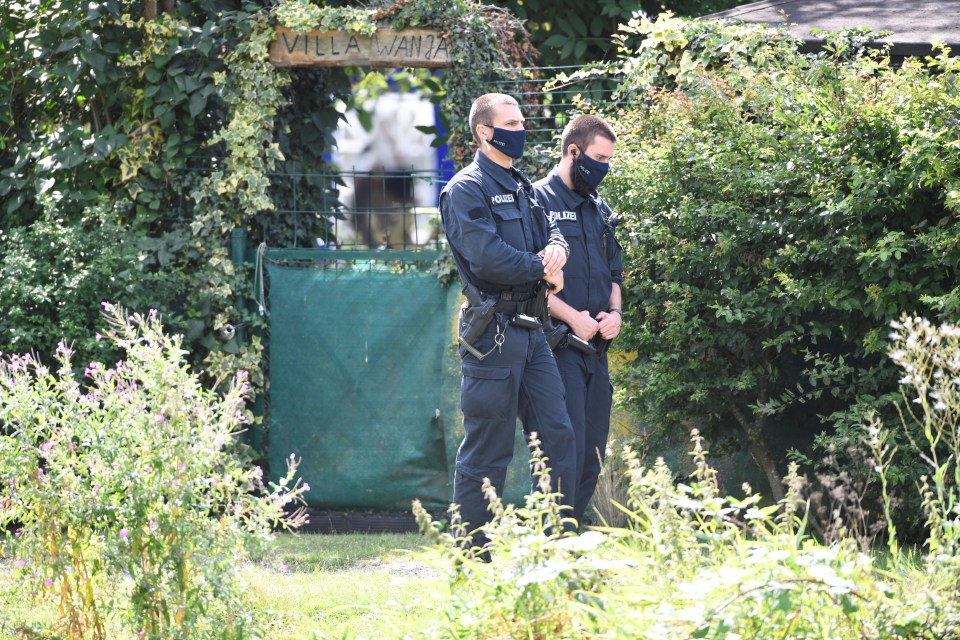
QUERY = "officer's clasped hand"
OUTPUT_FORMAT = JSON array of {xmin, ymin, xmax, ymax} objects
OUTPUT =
[
  {"xmin": 570, "ymin": 309, "xmax": 600, "ymax": 342},
  {"xmin": 595, "ymin": 310, "xmax": 622, "ymax": 341},
  {"xmin": 543, "ymin": 269, "xmax": 564, "ymax": 295},
  {"xmin": 539, "ymin": 243, "xmax": 567, "ymax": 276}
]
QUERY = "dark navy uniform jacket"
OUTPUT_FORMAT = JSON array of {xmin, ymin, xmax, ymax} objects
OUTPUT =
[
  {"xmin": 440, "ymin": 151, "xmax": 567, "ymax": 294},
  {"xmin": 533, "ymin": 168, "xmax": 623, "ymax": 317}
]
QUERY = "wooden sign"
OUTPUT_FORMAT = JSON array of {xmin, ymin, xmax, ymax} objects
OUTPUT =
[{"xmin": 270, "ymin": 27, "xmax": 452, "ymax": 68}]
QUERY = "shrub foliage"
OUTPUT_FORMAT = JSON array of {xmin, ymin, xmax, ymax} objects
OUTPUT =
[{"xmin": 602, "ymin": 16, "xmax": 960, "ymax": 512}]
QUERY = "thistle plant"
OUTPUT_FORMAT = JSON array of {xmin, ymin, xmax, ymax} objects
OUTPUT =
[{"xmin": 0, "ymin": 303, "xmax": 308, "ymax": 639}]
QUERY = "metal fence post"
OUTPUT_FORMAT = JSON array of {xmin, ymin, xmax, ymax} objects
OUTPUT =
[{"xmin": 231, "ymin": 227, "xmax": 248, "ymax": 344}]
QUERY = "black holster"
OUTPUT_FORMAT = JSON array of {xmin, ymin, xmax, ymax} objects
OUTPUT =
[
  {"xmin": 544, "ymin": 319, "xmax": 568, "ymax": 350},
  {"xmin": 594, "ymin": 337, "xmax": 612, "ymax": 357},
  {"xmin": 525, "ymin": 280, "xmax": 549, "ymax": 322},
  {"xmin": 544, "ymin": 319, "xmax": 596, "ymax": 355},
  {"xmin": 459, "ymin": 284, "xmax": 498, "ymax": 358}
]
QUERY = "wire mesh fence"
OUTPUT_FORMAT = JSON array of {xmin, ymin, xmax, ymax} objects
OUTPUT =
[
  {"xmin": 178, "ymin": 66, "xmax": 620, "ymax": 263},
  {"xmin": 493, "ymin": 65, "xmax": 621, "ymax": 139},
  {"xmin": 295, "ymin": 65, "xmax": 621, "ymax": 257},
  {"xmin": 270, "ymin": 166, "xmax": 447, "ymax": 254}
]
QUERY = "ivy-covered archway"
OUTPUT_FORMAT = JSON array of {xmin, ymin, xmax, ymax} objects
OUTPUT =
[
  {"xmin": 230, "ymin": 1, "xmax": 543, "ymax": 504},
  {"xmin": 0, "ymin": 0, "xmax": 538, "ymax": 413},
  {"xmin": 195, "ymin": 0, "xmax": 539, "ymax": 382}
]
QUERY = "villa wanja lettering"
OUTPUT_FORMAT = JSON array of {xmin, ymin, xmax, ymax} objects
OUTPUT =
[
  {"xmin": 281, "ymin": 31, "xmax": 362, "ymax": 57},
  {"xmin": 373, "ymin": 33, "xmax": 448, "ymax": 61},
  {"xmin": 270, "ymin": 28, "xmax": 452, "ymax": 68}
]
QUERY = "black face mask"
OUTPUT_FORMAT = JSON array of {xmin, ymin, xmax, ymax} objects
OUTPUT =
[
  {"xmin": 570, "ymin": 154, "xmax": 594, "ymax": 196},
  {"xmin": 570, "ymin": 148, "xmax": 610, "ymax": 196},
  {"xmin": 487, "ymin": 126, "xmax": 527, "ymax": 159}
]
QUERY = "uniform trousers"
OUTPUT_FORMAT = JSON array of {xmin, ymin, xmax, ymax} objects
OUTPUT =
[
  {"xmin": 454, "ymin": 313, "xmax": 577, "ymax": 548},
  {"xmin": 553, "ymin": 346, "xmax": 613, "ymax": 525}
]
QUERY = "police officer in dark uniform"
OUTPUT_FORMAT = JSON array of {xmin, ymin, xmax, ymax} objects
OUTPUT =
[
  {"xmin": 440, "ymin": 93, "xmax": 577, "ymax": 550},
  {"xmin": 532, "ymin": 114, "xmax": 623, "ymax": 527}
]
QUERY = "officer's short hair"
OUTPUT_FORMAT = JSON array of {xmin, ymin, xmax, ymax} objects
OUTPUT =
[
  {"xmin": 561, "ymin": 114, "xmax": 617, "ymax": 156},
  {"xmin": 469, "ymin": 93, "xmax": 520, "ymax": 145}
]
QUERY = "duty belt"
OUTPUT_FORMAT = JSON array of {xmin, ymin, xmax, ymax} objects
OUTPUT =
[
  {"xmin": 458, "ymin": 283, "xmax": 544, "ymax": 360},
  {"xmin": 481, "ymin": 289, "xmax": 535, "ymax": 300},
  {"xmin": 495, "ymin": 296, "xmax": 536, "ymax": 315},
  {"xmin": 479, "ymin": 289, "xmax": 537, "ymax": 315}
]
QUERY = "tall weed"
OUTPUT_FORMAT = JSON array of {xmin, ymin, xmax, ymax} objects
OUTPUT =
[
  {"xmin": 412, "ymin": 436, "xmax": 629, "ymax": 639},
  {"xmin": 586, "ymin": 439, "xmax": 637, "ymax": 529},
  {"xmin": 0, "ymin": 304, "xmax": 308, "ymax": 639},
  {"xmin": 887, "ymin": 316, "xmax": 960, "ymax": 567},
  {"xmin": 413, "ymin": 372, "xmax": 960, "ymax": 639}
]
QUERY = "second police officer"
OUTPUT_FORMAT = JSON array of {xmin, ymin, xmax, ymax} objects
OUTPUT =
[
  {"xmin": 532, "ymin": 114, "xmax": 623, "ymax": 527},
  {"xmin": 439, "ymin": 93, "xmax": 578, "ymax": 552}
]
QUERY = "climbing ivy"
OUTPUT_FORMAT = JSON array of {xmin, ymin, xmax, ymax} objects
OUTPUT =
[
  {"xmin": 191, "ymin": 0, "xmax": 535, "ymax": 400},
  {"xmin": 0, "ymin": 0, "xmax": 533, "ymax": 440}
]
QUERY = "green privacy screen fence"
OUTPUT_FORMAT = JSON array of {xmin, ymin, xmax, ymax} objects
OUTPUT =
[{"xmin": 265, "ymin": 262, "xmax": 535, "ymax": 512}]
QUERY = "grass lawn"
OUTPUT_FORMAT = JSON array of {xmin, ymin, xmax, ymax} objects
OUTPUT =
[
  {"xmin": 247, "ymin": 532, "xmax": 445, "ymax": 639},
  {"xmin": 0, "ymin": 532, "xmax": 446, "ymax": 640}
]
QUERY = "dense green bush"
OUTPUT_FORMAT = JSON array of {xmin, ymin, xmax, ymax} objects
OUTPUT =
[
  {"xmin": 0, "ymin": 198, "xmax": 178, "ymax": 362},
  {"xmin": 0, "ymin": 305, "xmax": 308, "ymax": 639},
  {"xmin": 602, "ymin": 16, "xmax": 960, "ymax": 522}
]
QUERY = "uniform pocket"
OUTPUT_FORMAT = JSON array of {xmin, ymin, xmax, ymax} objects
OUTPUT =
[
  {"xmin": 461, "ymin": 362, "xmax": 512, "ymax": 420},
  {"xmin": 492, "ymin": 204, "xmax": 525, "ymax": 250},
  {"xmin": 557, "ymin": 220, "xmax": 581, "ymax": 239}
]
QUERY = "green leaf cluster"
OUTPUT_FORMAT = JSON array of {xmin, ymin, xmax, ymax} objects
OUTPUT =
[
  {"xmin": 492, "ymin": 0, "xmax": 749, "ymax": 67},
  {"xmin": 0, "ymin": 0, "xmax": 353, "ymax": 409},
  {"xmin": 601, "ymin": 15, "xmax": 960, "ymax": 520},
  {"xmin": 0, "ymin": 198, "xmax": 178, "ymax": 362}
]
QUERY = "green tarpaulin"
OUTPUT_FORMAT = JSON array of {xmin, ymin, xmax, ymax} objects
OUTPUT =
[
  {"xmin": 267, "ymin": 266, "xmax": 458, "ymax": 510},
  {"xmin": 267, "ymin": 264, "xmax": 537, "ymax": 512}
]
